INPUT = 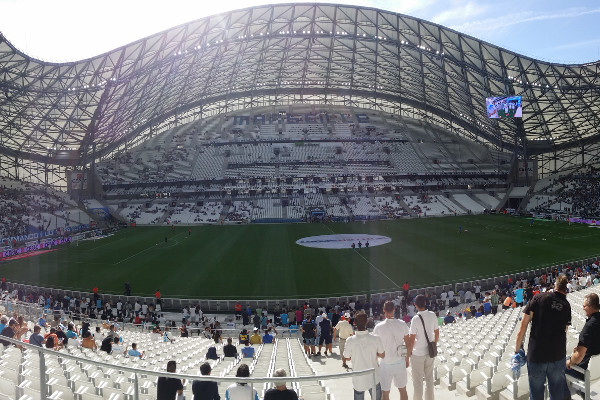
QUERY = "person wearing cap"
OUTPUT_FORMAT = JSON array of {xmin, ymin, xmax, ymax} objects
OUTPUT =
[
  {"xmin": 344, "ymin": 310, "xmax": 385, "ymax": 399},
  {"xmin": 249, "ymin": 327, "xmax": 262, "ymax": 345},
  {"xmin": 333, "ymin": 312, "xmax": 354, "ymax": 368},
  {"xmin": 55, "ymin": 324, "xmax": 69, "ymax": 346},
  {"xmin": 317, "ymin": 313, "xmax": 333, "ymax": 356}
]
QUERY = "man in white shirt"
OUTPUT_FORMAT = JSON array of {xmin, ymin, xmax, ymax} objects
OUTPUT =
[
  {"xmin": 333, "ymin": 312, "xmax": 355, "ymax": 369},
  {"xmin": 344, "ymin": 310, "xmax": 385, "ymax": 400},
  {"xmin": 408, "ymin": 295, "xmax": 439, "ymax": 400},
  {"xmin": 464, "ymin": 289, "xmax": 472, "ymax": 304},
  {"xmin": 373, "ymin": 301, "xmax": 410, "ymax": 400},
  {"xmin": 474, "ymin": 284, "xmax": 481, "ymax": 300}
]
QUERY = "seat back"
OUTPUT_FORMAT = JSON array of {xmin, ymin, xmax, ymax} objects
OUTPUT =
[{"xmin": 588, "ymin": 354, "xmax": 600, "ymax": 381}]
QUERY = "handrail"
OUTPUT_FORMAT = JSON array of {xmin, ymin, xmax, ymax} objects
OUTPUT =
[{"xmin": 3, "ymin": 335, "xmax": 377, "ymax": 400}]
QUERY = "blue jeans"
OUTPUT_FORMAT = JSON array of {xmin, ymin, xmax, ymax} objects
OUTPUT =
[
  {"xmin": 527, "ymin": 359, "xmax": 570, "ymax": 400},
  {"xmin": 354, "ymin": 383, "xmax": 381, "ymax": 400}
]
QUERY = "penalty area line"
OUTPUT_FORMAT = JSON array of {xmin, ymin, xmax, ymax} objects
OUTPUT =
[{"xmin": 353, "ymin": 249, "xmax": 401, "ymax": 289}]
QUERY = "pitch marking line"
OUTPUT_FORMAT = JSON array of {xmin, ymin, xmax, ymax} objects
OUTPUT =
[
  {"xmin": 113, "ymin": 237, "xmax": 181, "ymax": 265},
  {"xmin": 353, "ymin": 249, "xmax": 401, "ymax": 289},
  {"xmin": 324, "ymin": 223, "xmax": 400, "ymax": 289}
]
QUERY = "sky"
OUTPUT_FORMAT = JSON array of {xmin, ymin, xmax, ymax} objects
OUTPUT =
[{"xmin": 1, "ymin": 0, "xmax": 599, "ymax": 64}]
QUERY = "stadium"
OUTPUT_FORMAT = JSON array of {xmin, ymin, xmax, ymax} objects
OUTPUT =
[{"xmin": 0, "ymin": 2, "xmax": 599, "ymax": 399}]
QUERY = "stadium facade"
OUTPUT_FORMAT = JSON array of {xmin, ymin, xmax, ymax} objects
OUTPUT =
[{"xmin": 0, "ymin": 3, "xmax": 599, "ymax": 190}]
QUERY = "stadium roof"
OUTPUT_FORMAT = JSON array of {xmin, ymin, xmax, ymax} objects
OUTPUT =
[{"xmin": 0, "ymin": 2, "xmax": 599, "ymax": 166}]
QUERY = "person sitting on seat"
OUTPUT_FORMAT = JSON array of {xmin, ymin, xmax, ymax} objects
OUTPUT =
[
  {"xmin": 223, "ymin": 337, "xmax": 238, "ymax": 357},
  {"xmin": 566, "ymin": 293, "xmax": 600, "ymax": 380},
  {"xmin": 126, "ymin": 342, "xmax": 145, "ymax": 358},
  {"xmin": 249, "ymin": 327, "xmax": 262, "ymax": 345},
  {"xmin": 241, "ymin": 341, "xmax": 255, "ymax": 359},
  {"xmin": 264, "ymin": 368, "xmax": 298, "ymax": 400}
]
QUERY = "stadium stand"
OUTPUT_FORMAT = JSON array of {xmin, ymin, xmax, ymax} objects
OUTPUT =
[
  {"xmin": 2, "ymin": 2, "xmax": 600, "ymax": 398},
  {"xmin": 2, "ymin": 261, "xmax": 600, "ymax": 399}
]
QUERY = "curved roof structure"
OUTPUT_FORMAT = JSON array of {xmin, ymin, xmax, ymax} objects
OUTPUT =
[{"xmin": 0, "ymin": 2, "xmax": 599, "ymax": 168}]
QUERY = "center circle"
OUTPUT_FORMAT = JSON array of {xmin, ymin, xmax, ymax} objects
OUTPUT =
[{"xmin": 296, "ymin": 234, "xmax": 392, "ymax": 249}]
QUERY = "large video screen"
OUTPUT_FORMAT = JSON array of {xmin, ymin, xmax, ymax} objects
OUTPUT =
[{"xmin": 486, "ymin": 96, "xmax": 522, "ymax": 118}]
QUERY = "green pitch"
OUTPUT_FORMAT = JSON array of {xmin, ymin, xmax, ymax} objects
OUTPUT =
[{"xmin": 2, "ymin": 214, "xmax": 599, "ymax": 299}]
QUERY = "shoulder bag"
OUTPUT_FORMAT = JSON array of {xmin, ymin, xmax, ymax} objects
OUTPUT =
[{"xmin": 418, "ymin": 313, "xmax": 437, "ymax": 358}]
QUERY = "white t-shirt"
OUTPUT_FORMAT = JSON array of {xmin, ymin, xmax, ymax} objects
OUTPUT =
[
  {"xmin": 344, "ymin": 331, "xmax": 385, "ymax": 391},
  {"xmin": 373, "ymin": 318, "xmax": 409, "ymax": 364},
  {"xmin": 226, "ymin": 383, "xmax": 259, "ymax": 400},
  {"xmin": 334, "ymin": 320, "xmax": 354, "ymax": 339},
  {"xmin": 409, "ymin": 311, "xmax": 438, "ymax": 357}
]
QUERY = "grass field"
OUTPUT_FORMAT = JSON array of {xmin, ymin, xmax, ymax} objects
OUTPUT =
[{"xmin": 2, "ymin": 214, "xmax": 599, "ymax": 299}]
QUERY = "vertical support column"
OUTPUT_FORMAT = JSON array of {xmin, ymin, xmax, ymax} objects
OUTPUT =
[
  {"xmin": 39, "ymin": 348, "xmax": 47, "ymax": 398},
  {"xmin": 133, "ymin": 372, "xmax": 140, "ymax": 400}
]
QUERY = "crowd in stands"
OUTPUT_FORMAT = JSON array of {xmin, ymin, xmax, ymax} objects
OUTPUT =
[
  {"xmin": 1, "ymin": 258, "xmax": 600, "ymax": 398},
  {"xmin": 0, "ymin": 178, "xmax": 81, "ymax": 241},
  {"xmin": 556, "ymin": 166, "xmax": 600, "ymax": 217}
]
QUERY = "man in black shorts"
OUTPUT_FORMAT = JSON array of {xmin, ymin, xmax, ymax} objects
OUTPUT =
[
  {"xmin": 301, "ymin": 314, "xmax": 317, "ymax": 357},
  {"xmin": 317, "ymin": 313, "xmax": 333, "ymax": 356}
]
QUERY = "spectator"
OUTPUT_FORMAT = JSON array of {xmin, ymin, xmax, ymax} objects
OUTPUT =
[
  {"xmin": 317, "ymin": 313, "xmax": 332, "ymax": 356},
  {"xmin": 241, "ymin": 341, "xmax": 255, "ymax": 359},
  {"xmin": 239, "ymin": 329, "xmax": 249, "ymax": 344},
  {"xmin": 44, "ymin": 328, "xmax": 61, "ymax": 350},
  {"xmin": 126, "ymin": 342, "xmax": 145, "ymax": 358},
  {"xmin": 443, "ymin": 311, "xmax": 455, "ymax": 325},
  {"xmin": 264, "ymin": 369, "xmax": 298, "ymax": 400},
  {"xmin": 344, "ymin": 310, "xmax": 385, "ymax": 400},
  {"xmin": 514, "ymin": 274, "xmax": 571, "ymax": 400},
  {"xmin": 192, "ymin": 362, "xmax": 220, "ymax": 400},
  {"xmin": 81, "ymin": 331, "xmax": 98, "ymax": 350},
  {"xmin": 38, "ymin": 314, "xmax": 48, "ymax": 329},
  {"xmin": 333, "ymin": 312, "xmax": 354, "ymax": 368},
  {"xmin": 566, "ymin": 293, "xmax": 600, "ymax": 382},
  {"xmin": 249, "ymin": 327, "xmax": 262, "ymax": 345},
  {"xmin": 100, "ymin": 336, "xmax": 113, "ymax": 354},
  {"xmin": 373, "ymin": 300, "xmax": 410, "ymax": 400},
  {"xmin": 223, "ymin": 337, "xmax": 238, "ymax": 357},
  {"xmin": 225, "ymin": 364, "xmax": 258, "ymax": 400},
  {"xmin": 0, "ymin": 320, "xmax": 17, "ymax": 347},
  {"xmin": 408, "ymin": 294, "xmax": 439, "ymax": 400},
  {"xmin": 263, "ymin": 329, "xmax": 274, "ymax": 344},
  {"xmin": 157, "ymin": 360, "xmax": 184, "ymax": 400},
  {"xmin": 111, "ymin": 336, "xmax": 124, "ymax": 353},
  {"xmin": 301, "ymin": 314, "xmax": 317, "ymax": 357},
  {"xmin": 29, "ymin": 325, "xmax": 45, "ymax": 347}
]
